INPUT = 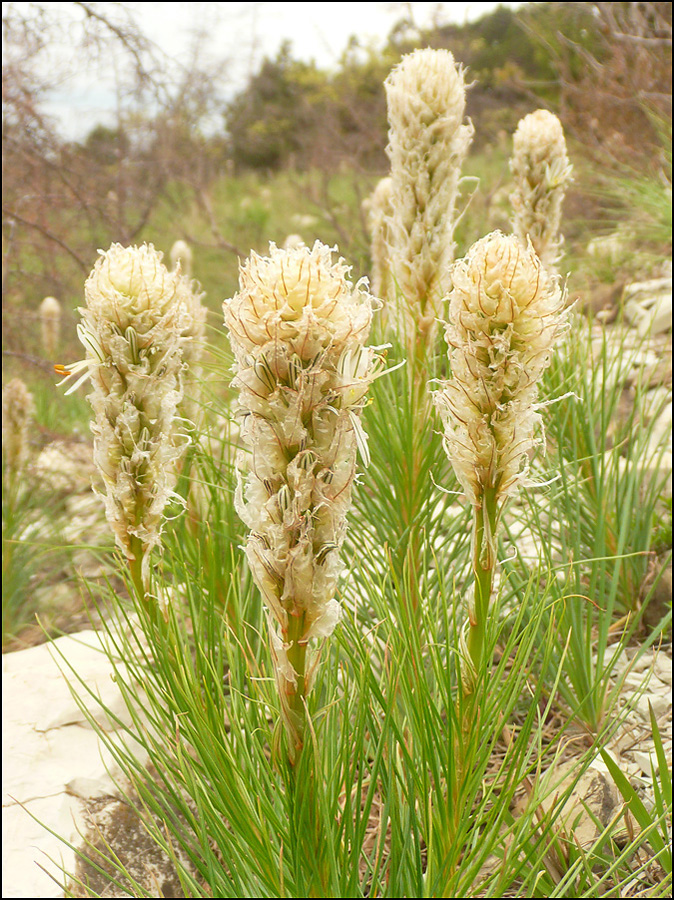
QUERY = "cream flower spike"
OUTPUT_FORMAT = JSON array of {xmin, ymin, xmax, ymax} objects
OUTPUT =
[
  {"xmin": 385, "ymin": 48, "xmax": 473, "ymax": 349},
  {"xmin": 2, "ymin": 378, "xmax": 35, "ymax": 479},
  {"xmin": 39, "ymin": 296, "xmax": 61, "ymax": 358},
  {"xmin": 224, "ymin": 240, "xmax": 380, "ymax": 759},
  {"xmin": 60, "ymin": 243, "xmax": 198, "ymax": 590},
  {"xmin": 364, "ymin": 176, "xmax": 395, "ymax": 308},
  {"xmin": 170, "ymin": 239, "xmax": 192, "ymax": 278},
  {"xmin": 510, "ymin": 109, "xmax": 573, "ymax": 271},
  {"xmin": 435, "ymin": 232, "xmax": 568, "ymax": 689},
  {"xmin": 436, "ymin": 232, "xmax": 568, "ymax": 512}
]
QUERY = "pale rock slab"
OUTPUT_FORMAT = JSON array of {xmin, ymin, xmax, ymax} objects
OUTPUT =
[
  {"xmin": 623, "ymin": 277, "xmax": 673, "ymax": 337},
  {"xmin": 2, "ymin": 629, "xmax": 150, "ymax": 899}
]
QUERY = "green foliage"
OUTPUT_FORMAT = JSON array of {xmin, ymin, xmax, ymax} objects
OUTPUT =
[
  {"xmin": 223, "ymin": 2, "xmax": 614, "ymax": 171},
  {"xmin": 225, "ymin": 43, "xmax": 333, "ymax": 170},
  {"xmin": 81, "ymin": 125, "xmax": 129, "ymax": 167},
  {"xmin": 653, "ymin": 495, "xmax": 673, "ymax": 555},
  {"xmin": 501, "ymin": 318, "xmax": 672, "ymax": 730},
  {"xmin": 2, "ymin": 472, "xmax": 41, "ymax": 642},
  {"xmin": 601, "ymin": 705, "xmax": 672, "ymax": 878},
  {"xmin": 1, "ymin": 458, "xmax": 73, "ymax": 646}
]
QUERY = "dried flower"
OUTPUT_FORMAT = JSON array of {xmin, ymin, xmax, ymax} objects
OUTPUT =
[
  {"xmin": 510, "ymin": 110, "xmax": 573, "ymax": 270},
  {"xmin": 60, "ymin": 243, "xmax": 198, "ymax": 587},
  {"xmin": 39, "ymin": 296, "xmax": 61, "ymax": 358},
  {"xmin": 2, "ymin": 378, "xmax": 35, "ymax": 478},
  {"xmin": 385, "ymin": 48, "xmax": 473, "ymax": 346},
  {"xmin": 224, "ymin": 240, "xmax": 380, "ymax": 756}
]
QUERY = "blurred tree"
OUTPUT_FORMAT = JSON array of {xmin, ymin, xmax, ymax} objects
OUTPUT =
[
  {"xmin": 225, "ymin": 42, "xmax": 331, "ymax": 171},
  {"xmin": 2, "ymin": 1, "xmax": 237, "ymax": 369},
  {"xmin": 519, "ymin": 1, "xmax": 672, "ymax": 164},
  {"xmin": 82, "ymin": 125, "xmax": 130, "ymax": 167}
]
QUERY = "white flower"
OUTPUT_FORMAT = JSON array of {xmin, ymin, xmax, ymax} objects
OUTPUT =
[
  {"xmin": 510, "ymin": 109, "xmax": 573, "ymax": 270},
  {"xmin": 224, "ymin": 241, "xmax": 379, "ymax": 703},
  {"xmin": 435, "ymin": 232, "xmax": 568, "ymax": 511},
  {"xmin": 61, "ymin": 243, "xmax": 198, "ymax": 587},
  {"xmin": 385, "ymin": 49, "xmax": 473, "ymax": 344}
]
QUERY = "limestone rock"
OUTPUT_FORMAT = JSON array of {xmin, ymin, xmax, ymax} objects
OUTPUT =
[
  {"xmin": 2, "ymin": 629, "xmax": 151, "ymax": 899},
  {"xmin": 623, "ymin": 277, "xmax": 673, "ymax": 337},
  {"xmin": 539, "ymin": 761, "xmax": 622, "ymax": 848}
]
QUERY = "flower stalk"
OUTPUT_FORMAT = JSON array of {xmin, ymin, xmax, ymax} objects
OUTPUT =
[
  {"xmin": 510, "ymin": 109, "xmax": 573, "ymax": 271},
  {"xmin": 435, "ymin": 232, "xmax": 568, "ymax": 691},
  {"xmin": 224, "ymin": 240, "xmax": 379, "ymax": 763},
  {"xmin": 60, "ymin": 243, "xmax": 199, "ymax": 601}
]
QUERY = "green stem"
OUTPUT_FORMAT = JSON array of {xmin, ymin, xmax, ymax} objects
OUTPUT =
[
  {"xmin": 283, "ymin": 612, "xmax": 308, "ymax": 765},
  {"xmin": 280, "ymin": 614, "xmax": 331, "ymax": 896},
  {"xmin": 128, "ymin": 535, "xmax": 147, "ymax": 604},
  {"xmin": 287, "ymin": 742, "xmax": 331, "ymax": 897},
  {"xmin": 396, "ymin": 332, "xmax": 435, "ymax": 614},
  {"xmin": 465, "ymin": 488, "xmax": 499, "ymax": 690},
  {"xmin": 127, "ymin": 534, "xmax": 160, "ymax": 631}
]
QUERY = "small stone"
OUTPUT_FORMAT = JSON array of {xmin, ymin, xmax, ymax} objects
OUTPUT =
[
  {"xmin": 631, "ymin": 751, "xmax": 657, "ymax": 777},
  {"xmin": 623, "ymin": 277, "xmax": 673, "ymax": 337},
  {"xmin": 539, "ymin": 763, "xmax": 621, "ymax": 848},
  {"xmin": 66, "ymin": 777, "xmax": 117, "ymax": 801},
  {"xmin": 599, "ymin": 646, "xmax": 630, "ymax": 675},
  {"xmin": 635, "ymin": 691, "xmax": 670, "ymax": 720},
  {"xmin": 654, "ymin": 654, "xmax": 672, "ymax": 686},
  {"xmin": 622, "ymin": 668, "xmax": 652, "ymax": 688}
]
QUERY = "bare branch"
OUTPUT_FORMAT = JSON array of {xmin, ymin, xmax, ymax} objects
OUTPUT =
[{"xmin": 2, "ymin": 209, "xmax": 90, "ymax": 272}]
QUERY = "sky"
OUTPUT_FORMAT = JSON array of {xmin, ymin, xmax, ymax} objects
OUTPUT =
[
  {"xmin": 6, "ymin": 1, "xmax": 524, "ymax": 139},
  {"xmin": 132, "ymin": 2, "xmax": 523, "ymax": 72}
]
